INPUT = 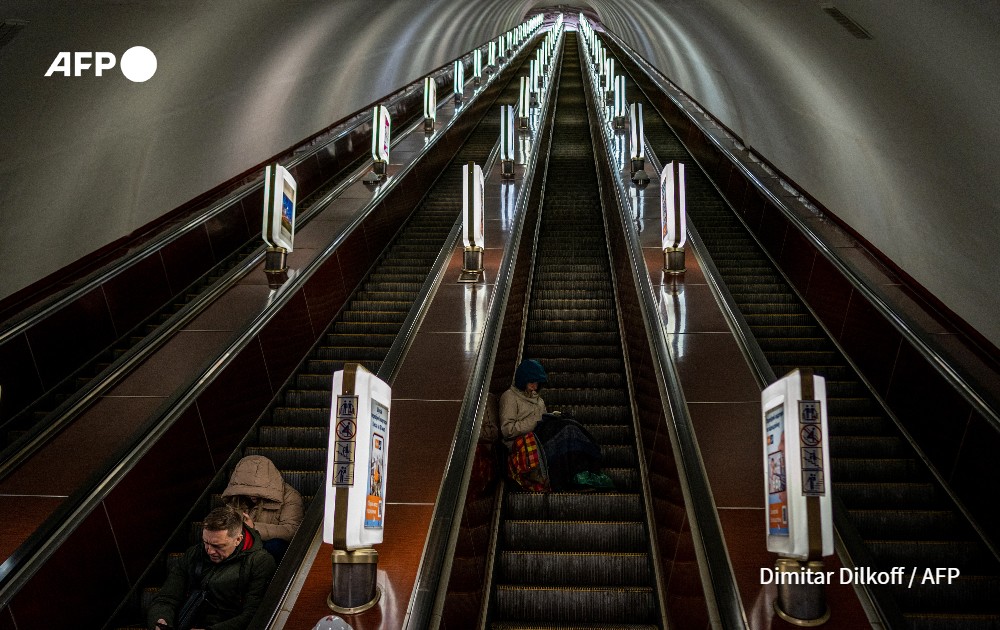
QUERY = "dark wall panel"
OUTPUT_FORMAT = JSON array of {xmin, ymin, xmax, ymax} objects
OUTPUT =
[
  {"xmin": 206, "ymin": 203, "xmax": 253, "ymax": 264},
  {"xmin": 839, "ymin": 292, "xmax": 903, "ymax": 397},
  {"xmin": 336, "ymin": 230, "xmax": 372, "ymax": 296},
  {"xmin": 778, "ymin": 228, "xmax": 816, "ymax": 296},
  {"xmin": 302, "ymin": 255, "xmax": 347, "ymax": 333},
  {"xmin": 260, "ymin": 291, "xmax": 316, "ymax": 393},
  {"xmin": 159, "ymin": 224, "xmax": 216, "ymax": 295},
  {"xmin": 103, "ymin": 405, "xmax": 215, "ymax": 582},
  {"xmin": 103, "ymin": 252, "xmax": 173, "ymax": 335},
  {"xmin": 756, "ymin": 201, "xmax": 789, "ymax": 260},
  {"xmin": 196, "ymin": 339, "xmax": 273, "ymax": 468},
  {"xmin": 887, "ymin": 342, "xmax": 972, "ymax": 477},
  {"xmin": 9, "ymin": 507, "xmax": 129, "ymax": 629},
  {"xmin": 805, "ymin": 255, "xmax": 852, "ymax": 341},
  {"xmin": 950, "ymin": 412, "xmax": 1000, "ymax": 544},
  {"xmin": 26, "ymin": 287, "xmax": 116, "ymax": 389},
  {"xmin": 0, "ymin": 333, "xmax": 44, "ymax": 423}
]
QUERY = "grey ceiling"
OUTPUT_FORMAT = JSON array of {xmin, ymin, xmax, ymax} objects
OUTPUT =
[{"xmin": 0, "ymin": 0, "xmax": 998, "ymax": 347}]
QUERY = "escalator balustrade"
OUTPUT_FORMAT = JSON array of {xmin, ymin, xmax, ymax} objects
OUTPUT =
[
  {"xmin": 108, "ymin": 44, "xmax": 539, "ymax": 630},
  {"xmin": 610, "ymin": 41, "xmax": 1000, "ymax": 629}
]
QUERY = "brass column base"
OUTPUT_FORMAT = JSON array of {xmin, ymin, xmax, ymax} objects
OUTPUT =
[
  {"xmin": 264, "ymin": 247, "xmax": 288, "ymax": 289},
  {"xmin": 663, "ymin": 247, "xmax": 685, "ymax": 274},
  {"xmin": 773, "ymin": 557, "xmax": 831, "ymax": 626},
  {"xmin": 459, "ymin": 247, "xmax": 484, "ymax": 283},
  {"xmin": 328, "ymin": 548, "xmax": 380, "ymax": 614}
]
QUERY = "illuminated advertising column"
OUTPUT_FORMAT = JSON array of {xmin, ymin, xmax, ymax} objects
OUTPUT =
[
  {"xmin": 603, "ymin": 58, "xmax": 615, "ymax": 104},
  {"xmin": 423, "ymin": 77, "xmax": 437, "ymax": 132},
  {"xmin": 500, "ymin": 104, "xmax": 516, "ymax": 179},
  {"xmin": 660, "ymin": 161, "xmax": 686, "ymax": 273},
  {"xmin": 629, "ymin": 103, "xmax": 649, "ymax": 187},
  {"xmin": 261, "ymin": 164, "xmax": 297, "ymax": 288},
  {"xmin": 529, "ymin": 60, "xmax": 540, "ymax": 106},
  {"xmin": 613, "ymin": 75, "xmax": 626, "ymax": 128},
  {"xmin": 535, "ymin": 48, "xmax": 545, "ymax": 88},
  {"xmin": 453, "ymin": 59, "xmax": 465, "ymax": 103},
  {"xmin": 364, "ymin": 105, "xmax": 391, "ymax": 183},
  {"xmin": 325, "ymin": 364, "xmax": 392, "ymax": 613},
  {"xmin": 761, "ymin": 368, "xmax": 833, "ymax": 624},
  {"xmin": 518, "ymin": 77, "xmax": 531, "ymax": 129},
  {"xmin": 458, "ymin": 161, "xmax": 485, "ymax": 282}
]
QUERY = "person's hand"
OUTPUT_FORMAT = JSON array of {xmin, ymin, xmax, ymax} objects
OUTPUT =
[
  {"xmin": 154, "ymin": 619, "xmax": 170, "ymax": 629},
  {"xmin": 242, "ymin": 512, "xmax": 255, "ymax": 528}
]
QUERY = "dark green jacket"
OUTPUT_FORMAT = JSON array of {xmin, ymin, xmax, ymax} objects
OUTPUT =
[{"xmin": 147, "ymin": 527, "xmax": 277, "ymax": 630}]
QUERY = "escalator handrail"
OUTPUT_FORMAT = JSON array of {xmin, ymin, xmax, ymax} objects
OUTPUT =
[
  {"xmin": 598, "ymin": 30, "xmax": 1000, "ymax": 434},
  {"xmin": 581, "ymin": 37, "xmax": 749, "ymax": 630},
  {"xmin": 607, "ymin": 44, "xmax": 926, "ymax": 628},
  {"xmin": 402, "ymin": 28, "xmax": 563, "ymax": 630},
  {"xmin": 0, "ymin": 44, "xmax": 512, "ymax": 606}
]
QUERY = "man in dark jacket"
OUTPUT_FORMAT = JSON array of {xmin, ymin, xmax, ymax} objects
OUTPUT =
[{"xmin": 148, "ymin": 505, "xmax": 277, "ymax": 630}]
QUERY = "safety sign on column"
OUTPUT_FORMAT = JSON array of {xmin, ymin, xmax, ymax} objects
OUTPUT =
[{"xmin": 333, "ymin": 395, "xmax": 359, "ymax": 487}]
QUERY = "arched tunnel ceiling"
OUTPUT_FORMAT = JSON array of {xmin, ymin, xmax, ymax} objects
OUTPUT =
[{"xmin": 0, "ymin": 1, "xmax": 998, "ymax": 347}]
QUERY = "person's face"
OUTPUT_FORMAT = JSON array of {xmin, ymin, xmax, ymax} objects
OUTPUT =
[
  {"xmin": 203, "ymin": 527, "xmax": 242, "ymax": 563},
  {"xmin": 525, "ymin": 381, "xmax": 539, "ymax": 394}
]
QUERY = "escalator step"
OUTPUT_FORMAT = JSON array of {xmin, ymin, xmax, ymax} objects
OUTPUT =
[
  {"xmin": 543, "ymin": 388, "xmax": 627, "ymax": 407},
  {"xmin": 245, "ymin": 446, "xmax": 326, "ymax": 470},
  {"xmin": 834, "ymin": 481, "xmax": 941, "ymax": 509},
  {"xmin": 259, "ymin": 426, "xmax": 328, "ymax": 447},
  {"xmin": 504, "ymin": 520, "xmax": 647, "ymax": 552},
  {"xmin": 493, "ymin": 585, "xmax": 656, "ymax": 625},
  {"xmin": 498, "ymin": 551, "xmax": 651, "ymax": 586},
  {"xmin": 505, "ymin": 492, "xmax": 644, "ymax": 521}
]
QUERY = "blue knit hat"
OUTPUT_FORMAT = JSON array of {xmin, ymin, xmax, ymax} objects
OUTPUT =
[{"xmin": 514, "ymin": 359, "xmax": 547, "ymax": 390}]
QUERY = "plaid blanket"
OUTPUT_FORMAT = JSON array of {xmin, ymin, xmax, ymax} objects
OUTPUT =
[{"xmin": 506, "ymin": 431, "xmax": 549, "ymax": 492}]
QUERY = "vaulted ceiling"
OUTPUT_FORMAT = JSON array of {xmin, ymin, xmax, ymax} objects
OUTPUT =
[{"xmin": 0, "ymin": 1, "xmax": 997, "ymax": 346}]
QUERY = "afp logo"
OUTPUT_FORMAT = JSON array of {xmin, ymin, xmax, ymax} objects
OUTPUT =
[{"xmin": 44, "ymin": 46, "xmax": 157, "ymax": 82}]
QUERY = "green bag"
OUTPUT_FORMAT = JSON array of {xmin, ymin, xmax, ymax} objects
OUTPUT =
[{"xmin": 572, "ymin": 470, "xmax": 615, "ymax": 489}]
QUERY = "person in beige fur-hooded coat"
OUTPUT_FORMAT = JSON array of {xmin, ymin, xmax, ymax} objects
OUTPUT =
[{"xmin": 222, "ymin": 455, "xmax": 304, "ymax": 560}]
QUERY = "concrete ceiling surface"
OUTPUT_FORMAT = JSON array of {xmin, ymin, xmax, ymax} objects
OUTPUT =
[{"xmin": 0, "ymin": 1, "xmax": 998, "ymax": 347}]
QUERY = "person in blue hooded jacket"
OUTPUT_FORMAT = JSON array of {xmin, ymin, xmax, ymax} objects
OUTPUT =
[
  {"xmin": 499, "ymin": 359, "xmax": 610, "ymax": 491},
  {"xmin": 499, "ymin": 359, "xmax": 549, "ymax": 446}
]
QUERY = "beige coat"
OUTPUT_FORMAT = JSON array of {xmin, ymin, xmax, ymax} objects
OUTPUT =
[
  {"xmin": 499, "ymin": 385, "xmax": 547, "ymax": 445},
  {"xmin": 223, "ymin": 455, "xmax": 304, "ymax": 542}
]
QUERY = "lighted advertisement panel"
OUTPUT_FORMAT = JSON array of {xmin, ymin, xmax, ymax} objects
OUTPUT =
[
  {"xmin": 371, "ymin": 105, "xmax": 391, "ymax": 164},
  {"xmin": 630, "ymin": 103, "xmax": 645, "ymax": 160},
  {"xmin": 325, "ymin": 365, "xmax": 392, "ymax": 549},
  {"xmin": 462, "ymin": 162, "xmax": 485, "ymax": 249},
  {"xmin": 500, "ymin": 105, "xmax": 515, "ymax": 162},
  {"xmin": 423, "ymin": 77, "xmax": 437, "ymax": 123},
  {"xmin": 660, "ymin": 161, "xmax": 687, "ymax": 250},
  {"xmin": 262, "ymin": 164, "xmax": 296, "ymax": 252}
]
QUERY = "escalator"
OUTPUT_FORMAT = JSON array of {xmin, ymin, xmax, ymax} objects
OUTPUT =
[
  {"xmin": 107, "ymin": 39, "xmax": 541, "ymax": 630},
  {"xmin": 611, "ymin": 41, "xmax": 1000, "ymax": 629},
  {"xmin": 0, "ymin": 122, "xmax": 392, "ymax": 460},
  {"xmin": 485, "ymin": 32, "xmax": 664, "ymax": 630}
]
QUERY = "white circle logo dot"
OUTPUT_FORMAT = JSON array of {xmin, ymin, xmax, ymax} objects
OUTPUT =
[{"xmin": 120, "ymin": 46, "xmax": 157, "ymax": 82}]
